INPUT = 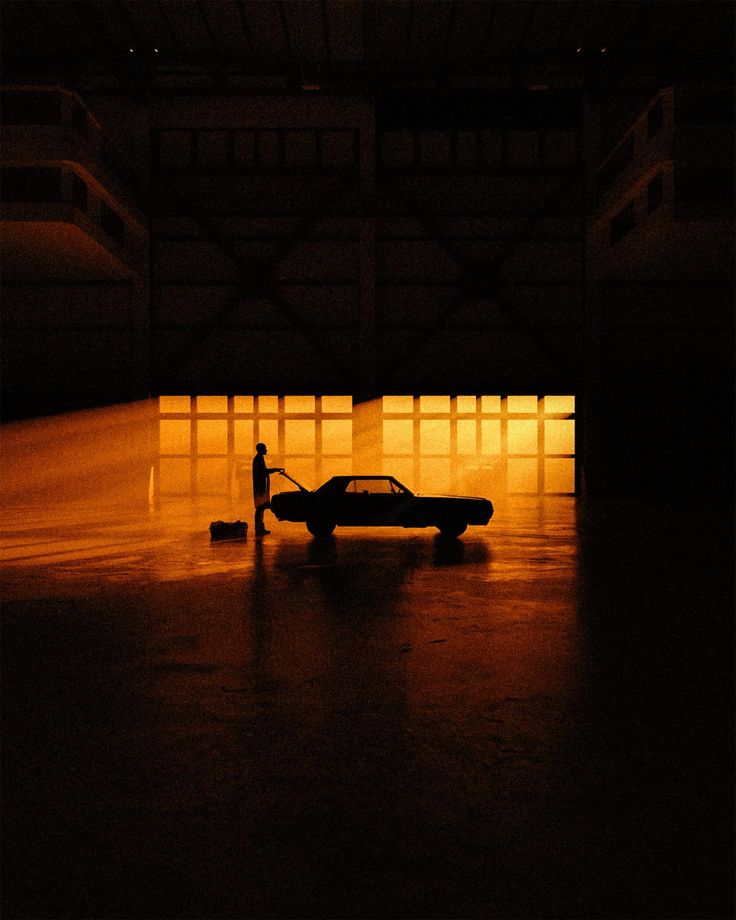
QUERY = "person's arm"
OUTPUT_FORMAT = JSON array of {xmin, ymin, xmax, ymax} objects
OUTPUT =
[{"xmin": 266, "ymin": 466, "xmax": 285, "ymax": 474}]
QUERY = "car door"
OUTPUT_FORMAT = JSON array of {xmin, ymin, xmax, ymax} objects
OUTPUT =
[{"xmin": 338, "ymin": 478, "xmax": 401, "ymax": 525}]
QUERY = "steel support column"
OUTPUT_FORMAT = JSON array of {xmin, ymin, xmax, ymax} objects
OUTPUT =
[{"xmin": 358, "ymin": 106, "xmax": 377, "ymax": 400}]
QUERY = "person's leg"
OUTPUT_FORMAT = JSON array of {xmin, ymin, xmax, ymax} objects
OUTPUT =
[{"xmin": 255, "ymin": 500, "xmax": 270, "ymax": 534}]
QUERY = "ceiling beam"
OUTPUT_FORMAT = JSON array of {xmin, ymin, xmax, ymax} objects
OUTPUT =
[
  {"xmin": 151, "ymin": 159, "xmax": 356, "ymax": 381},
  {"xmin": 113, "ymin": 0, "xmax": 144, "ymax": 51},
  {"xmin": 382, "ymin": 173, "xmax": 582, "ymax": 379},
  {"xmin": 441, "ymin": 0, "xmax": 458, "ymax": 63},
  {"xmin": 278, "ymin": 2, "xmax": 294, "ymax": 61},
  {"xmin": 516, "ymin": 1, "xmax": 539, "ymax": 57},
  {"xmin": 320, "ymin": 0, "xmax": 332, "ymax": 63},
  {"xmin": 404, "ymin": 0, "xmax": 415, "ymax": 62},
  {"xmin": 556, "ymin": 0, "xmax": 579, "ymax": 49},
  {"xmin": 478, "ymin": 1, "xmax": 500, "ymax": 61},
  {"xmin": 29, "ymin": 1, "xmax": 75, "ymax": 51},
  {"xmin": 81, "ymin": 2, "xmax": 147, "ymax": 96},
  {"xmin": 155, "ymin": 0, "xmax": 181, "ymax": 52},
  {"xmin": 234, "ymin": 0, "xmax": 255, "ymax": 57},
  {"xmin": 196, "ymin": 0, "xmax": 219, "ymax": 56}
]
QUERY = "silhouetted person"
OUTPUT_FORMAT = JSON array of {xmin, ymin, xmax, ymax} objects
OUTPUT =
[{"xmin": 252, "ymin": 442, "xmax": 283, "ymax": 536}]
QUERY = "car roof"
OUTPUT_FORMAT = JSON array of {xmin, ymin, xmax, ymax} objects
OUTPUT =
[
  {"xmin": 326, "ymin": 475, "xmax": 403, "ymax": 484},
  {"xmin": 319, "ymin": 475, "xmax": 412, "ymax": 490}
]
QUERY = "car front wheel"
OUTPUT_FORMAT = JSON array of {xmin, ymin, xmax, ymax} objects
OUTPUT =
[
  {"xmin": 437, "ymin": 518, "xmax": 467, "ymax": 538},
  {"xmin": 306, "ymin": 515, "xmax": 336, "ymax": 538}
]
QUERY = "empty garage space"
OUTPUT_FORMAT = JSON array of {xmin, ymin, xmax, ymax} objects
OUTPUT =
[{"xmin": 1, "ymin": 492, "xmax": 732, "ymax": 919}]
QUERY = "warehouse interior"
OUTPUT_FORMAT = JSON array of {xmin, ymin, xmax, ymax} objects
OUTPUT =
[{"xmin": 1, "ymin": 2, "xmax": 734, "ymax": 918}]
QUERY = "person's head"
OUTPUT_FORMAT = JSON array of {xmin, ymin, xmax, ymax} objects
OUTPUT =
[{"xmin": 256, "ymin": 442, "xmax": 267, "ymax": 455}]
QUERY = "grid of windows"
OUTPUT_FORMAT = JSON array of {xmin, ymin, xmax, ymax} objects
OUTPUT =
[
  {"xmin": 381, "ymin": 395, "xmax": 575, "ymax": 495},
  {"xmin": 157, "ymin": 394, "xmax": 575, "ymax": 499},
  {"xmin": 158, "ymin": 395, "xmax": 353, "ymax": 498}
]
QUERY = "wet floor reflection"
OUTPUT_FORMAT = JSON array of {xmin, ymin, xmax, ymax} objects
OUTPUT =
[{"xmin": 2, "ymin": 497, "xmax": 732, "ymax": 918}]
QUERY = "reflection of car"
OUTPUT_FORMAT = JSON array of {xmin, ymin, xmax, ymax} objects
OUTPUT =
[{"xmin": 270, "ymin": 474, "xmax": 493, "ymax": 538}]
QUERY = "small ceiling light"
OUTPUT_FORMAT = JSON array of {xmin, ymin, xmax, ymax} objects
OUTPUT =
[
  {"xmin": 600, "ymin": 47, "xmax": 607, "ymax": 53},
  {"xmin": 154, "ymin": 47, "xmax": 159, "ymax": 53},
  {"xmin": 576, "ymin": 47, "xmax": 582, "ymax": 53},
  {"xmin": 129, "ymin": 48, "xmax": 135, "ymax": 53}
]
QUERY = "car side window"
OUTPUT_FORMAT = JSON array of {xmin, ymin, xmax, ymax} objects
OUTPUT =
[{"xmin": 349, "ymin": 478, "xmax": 396, "ymax": 494}]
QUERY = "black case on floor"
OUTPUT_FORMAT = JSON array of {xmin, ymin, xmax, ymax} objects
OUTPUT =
[{"xmin": 209, "ymin": 520, "xmax": 248, "ymax": 541}]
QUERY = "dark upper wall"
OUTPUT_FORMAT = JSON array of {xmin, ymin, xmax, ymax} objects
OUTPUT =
[{"xmin": 1, "ymin": 3, "xmax": 733, "ymax": 495}]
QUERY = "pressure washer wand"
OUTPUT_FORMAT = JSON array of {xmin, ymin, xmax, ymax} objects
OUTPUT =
[{"xmin": 277, "ymin": 470, "xmax": 311, "ymax": 492}]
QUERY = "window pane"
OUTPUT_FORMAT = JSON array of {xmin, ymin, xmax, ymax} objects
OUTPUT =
[
  {"xmin": 159, "ymin": 458, "xmax": 190, "ymax": 494},
  {"xmin": 457, "ymin": 419, "xmax": 476, "ymax": 454},
  {"xmin": 322, "ymin": 419, "xmax": 352, "ymax": 454},
  {"xmin": 508, "ymin": 420, "xmax": 537, "ymax": 454},
  {"xmin": 233, "ymin": 396, "xmax": 254, "ymax": 413},
  {"xmin": 420, "ymin": 419, "xmax": 450, "ymax": 455},
  {"xmin": 321, "ymin": 395, "xmax": 352, "ymax": 413},
  {"xmin": 322, "ymin": 458, "xmax": 351, "ymax": 481},
  {"xmin": 420, "ymin": 458, "xmax": 451, "ymax": 492},
  {"xmin": 351, "ymin": 478, "xmax": 395, "ymax": 494},
  {"xmin": 544, "ymin": 420, "xmax": 575, "ymax": 455},
  {"xmin": 159, "ymin": 395, "xmax": 190, "ymax": 413},
  {"xmin": 461, "ymin": 458, "xmax": 502, "ymax": 495},
  {"xmin": 160, "ymin": 420, "xmax": 190, "ymax": 454},
  {"xmin": 234, "ymin": 420, "xmax": 254, "ymax": 455},
  {"xmin": 197, "ymin": 458, "xmax": 228, "ymax": 493},
  {"xmin": 419, "ymin": 395, "xmax": 450, "ymax": 413},
  {"xmin": 283, "ymin": 458, "xmax": 315, "ymax": 489},
  {"xmin": 545, "ymin": 459, "xmax": 575, "ymax": 493},
  {"xmin": 508, "ymin": 458, "xmax": 538, "ymax": 493},
  {"xmin": 383, "ymin": 419, "xmax": 414, "ymax": 454},
  {"xmin": 543, "ymin": 395, "xmax": 575, "ymax": 414},
  {"xmin": 480, "ymin": 396, "xmax": 501, "ymax": 413},
  {"xmin": 285, "ymin": 419, "xmax": 315, "ymax": 454},
  {"xmin": 284, "ymin": 395, "xmax": 315, "ymax": 413},
  {"xmin": 383, "ymin": 458, "xmax": 415, "ymax": 489},
  {"xmin": 383, "ymin": 395, "xmax": 414, "ymax": 413},
  {"xmin": 507, "ymin": 395, "xmax": 538, "ymax": 413},
  {"xmin": 258, "ymin": 395, "xmax": 278, "ymax": 413},
  {"xmin": 456, "ymin": 395, "xmax": 476, "ymax": 413},
  {"xmin": 198, "ymin": 420, "xmax": 228, "ymax": 454},
  {"xmin": 197, "ymin": 395, "xmax": 227, "ymax": 413},
  {"xmin": 480, "ymin": 419, "xmax": 501, "ymax": 454},
  {"xmin": 257, "ymin": 419, "xmax": 279, "ymax": 449}
]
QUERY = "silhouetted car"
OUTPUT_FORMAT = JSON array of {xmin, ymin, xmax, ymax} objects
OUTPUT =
[{"xmin": 270, "ymin": 474, "xmax": 493, "ymax": 538}]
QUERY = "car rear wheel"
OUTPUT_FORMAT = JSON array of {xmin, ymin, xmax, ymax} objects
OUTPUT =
[
  {"xmin": 437, "ymin": 518, "xmax": 467, "ymax": 538},
  {"xmin": 306, "ymin": 515, "xmax": 336, "ymax": 538}
]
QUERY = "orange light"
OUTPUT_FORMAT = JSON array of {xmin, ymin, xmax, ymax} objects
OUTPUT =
[{"xmin": 153, "ymin": 394, "xmax": 577, "ymax": 500}]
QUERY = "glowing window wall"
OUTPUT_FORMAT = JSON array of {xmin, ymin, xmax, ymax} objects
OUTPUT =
[
  {"xmin": 157, "ymin": 396, "xmax": 353, "ymax": 498},
  {"xmin": 158, "ymin": 394, "xmax": 574, "ymax": 499},
  {"xmin": 381, "ymin": 395, "xmax": 575, "ymax": 495}
]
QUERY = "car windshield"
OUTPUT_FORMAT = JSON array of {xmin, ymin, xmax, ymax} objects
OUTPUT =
[{"xmin": 345, "ymin": 478, "xmax": 407, "ymax": 495}]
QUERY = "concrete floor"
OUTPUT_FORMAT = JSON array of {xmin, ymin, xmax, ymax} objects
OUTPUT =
[{"xmin": 1, "ymin": 497, "xmax": 733, "ymax": 919}]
